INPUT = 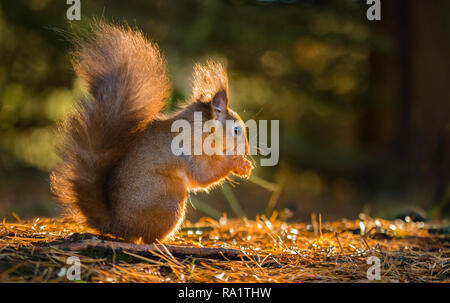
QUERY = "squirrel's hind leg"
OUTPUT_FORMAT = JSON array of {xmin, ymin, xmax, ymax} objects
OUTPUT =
[{"xmin": 111, "ymin": 175, "xmax": 187, "ymax": 243}]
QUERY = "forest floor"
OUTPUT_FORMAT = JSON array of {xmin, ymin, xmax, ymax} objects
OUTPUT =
[{"xmin": 0, "ymin": 213, "xmax": 449, "ymax": 282}]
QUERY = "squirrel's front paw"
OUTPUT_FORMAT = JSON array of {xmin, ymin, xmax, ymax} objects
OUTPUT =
[{"xmin": 232, "ymin": 158, "xmax": 253, "ymax": 178}]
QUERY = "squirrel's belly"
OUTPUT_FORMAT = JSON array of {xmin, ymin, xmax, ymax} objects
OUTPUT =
[
  {"xmin": 175, "ymin": 169, "xmax": 208, "ymax": 191},
  {"xmin": 174, "ymin": 169, "xmax": 190, "ymax": 187}
]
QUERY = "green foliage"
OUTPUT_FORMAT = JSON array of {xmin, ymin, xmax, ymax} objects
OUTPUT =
[{"xmin": 1, "ymin": 0, "xmax": 446, "ymax": 219}]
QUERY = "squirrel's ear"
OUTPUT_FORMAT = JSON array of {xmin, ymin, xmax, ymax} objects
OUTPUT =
[{"xmin": 210, "ymin": 90, "xmax": 228, "ymax": 119}]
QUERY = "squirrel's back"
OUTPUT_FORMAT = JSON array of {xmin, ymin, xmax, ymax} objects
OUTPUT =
[{"xmin": 50, "ymin": 23, "xmax": 170, "ymax": 231}]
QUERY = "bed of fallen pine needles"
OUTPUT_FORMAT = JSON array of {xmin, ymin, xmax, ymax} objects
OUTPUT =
[{"xmin": 0, "ymin": 212, "xmax": 449, "ymax": 283}]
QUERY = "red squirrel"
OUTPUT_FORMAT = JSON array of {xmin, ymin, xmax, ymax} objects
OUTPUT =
[{"xmin": 50, "ymin": 23, "xmax": 253, "ymax": 243}]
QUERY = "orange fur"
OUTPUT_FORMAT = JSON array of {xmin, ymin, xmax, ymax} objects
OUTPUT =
[{"xmin": 50, "ymin": 22, "xmax": 252, "ymax": 243}]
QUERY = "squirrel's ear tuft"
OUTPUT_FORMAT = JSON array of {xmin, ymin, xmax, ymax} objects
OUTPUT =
[
  {"xmin": 191, "ymin": 60, "xmax": 228, "ymax": 103},
  {"xmin": 210, "ymin": 90, "xmax": 228, "ymax": 119}
]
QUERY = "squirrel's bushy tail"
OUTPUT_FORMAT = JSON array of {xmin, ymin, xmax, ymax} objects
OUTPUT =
[{"xmin": 50, "ymin": 23, "xmax": 170, "ymax": 231}]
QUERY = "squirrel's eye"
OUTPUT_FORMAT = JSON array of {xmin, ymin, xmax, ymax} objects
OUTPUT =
[{"xmin": 234, "ymin": 126, "xmax": 241, "ymax": 136}]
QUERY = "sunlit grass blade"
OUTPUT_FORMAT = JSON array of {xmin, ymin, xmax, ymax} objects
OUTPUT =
[
  {"xmin": 248, "ymin": 174, "xmax": 278, "ymax": 192},
  {"xmin": 189, "ymin": 197, "xmax": 222, "ymax": 220},
  {"xmin": 221, "ymin": 183, "xmax": 246, "ymax": 218}
]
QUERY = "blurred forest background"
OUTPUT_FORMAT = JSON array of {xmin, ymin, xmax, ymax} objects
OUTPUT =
[{"xmin": 0, "ymin": 0, "xmax": 449, "ymax": 223}]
